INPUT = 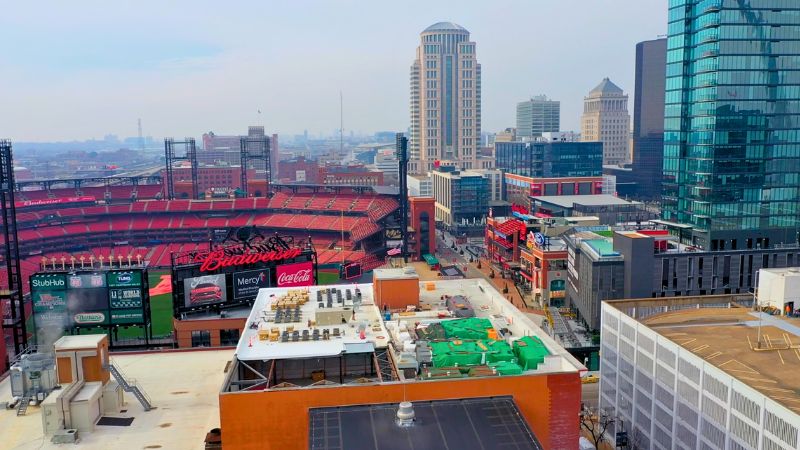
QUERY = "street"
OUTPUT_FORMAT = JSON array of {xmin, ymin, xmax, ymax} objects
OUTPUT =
[{"xmin": 582, "ymin": 381, "xmax": 600, "ymax": 411}]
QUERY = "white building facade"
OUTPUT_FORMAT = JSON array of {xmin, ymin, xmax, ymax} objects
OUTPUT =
[{"xmin": 600, "ymin": 301, "xmax": 800, "ymax": 450}]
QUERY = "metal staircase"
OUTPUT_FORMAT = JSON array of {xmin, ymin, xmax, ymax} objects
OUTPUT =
[
  {"xmin": 107, "ymin": 363, "xmax": 153, "ymax": 411},
  {"xmin": 16, "ymin": 396, "xmax": 31, "ymax": 416}
]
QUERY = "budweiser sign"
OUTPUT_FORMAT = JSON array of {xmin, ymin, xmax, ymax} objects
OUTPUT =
[
  {"xmin": 15, "ymin": 196, "xmax": 95, "ymax": 208},
  {"xmin": 276, "ymin": 261, "xmax": 314, "ymax": 287},
  {"xmin": 199, "ymin": 248, "xmax": 302, "ymax": 272}
]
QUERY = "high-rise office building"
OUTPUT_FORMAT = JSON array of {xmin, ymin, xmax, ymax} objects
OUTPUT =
[
  {"xmin": 662, "ymin": 1, "xmax": 800, "ymax": 249},
  {"xmin": 495, "ymin": 134, "xmax": 602, "ymax": 179},
  {"xmin": 516, "ymin": 95, "xmax": 560, "ymax": 139},
  {"xmin": 581, "ymin": 78, "xmax": 631, "ymax": 166},
  {"xmin": 410, "ymin": 22, "xmax": 481, "ymax": 174},
  {"xmin": 630, "ymin": 38, "xmax": 667, "ymax": 200}
]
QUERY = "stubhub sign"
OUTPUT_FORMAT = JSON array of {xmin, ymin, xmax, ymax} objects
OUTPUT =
[{"xmin": 233, "ymin": 269, "xmax": 271, "ymax": 299}]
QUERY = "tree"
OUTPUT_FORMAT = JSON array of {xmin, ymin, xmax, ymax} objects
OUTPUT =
[{"xmin": 579, "ymin": 405, "xmax": 615, "ymax": 448}]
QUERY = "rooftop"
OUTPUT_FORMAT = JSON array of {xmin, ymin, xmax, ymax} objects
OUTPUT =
[
  {"xmin": 54, "ymin": 334, "xmax": 105, "ymax": 351},
  {"xmin": 309, "ymin": 396, "xmax": 543, "ymax": 450},
  {"xmin": 423, "ymin": 21, "xmax": 468, "ymax": 33},
  {"xmin": 612, "ymin": 298, "xmax": 800, "ymax": 415},
  {"xmin": 587, "ymin": 77, "xmax": 624, "ymax": 96},
  {"xmin": 227, "ymin": 278, "xmax": 584, "ymax": 391},
  {"xmin": 532, "ymin": 194, "xmax": 638, "ymax": 209},
  {"xmin": 0, "ymin": 349, "xmax": 232, "ymax": 449}
]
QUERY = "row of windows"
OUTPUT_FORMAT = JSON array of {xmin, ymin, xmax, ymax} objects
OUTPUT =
[{"xmin": 191, "ymin": 328, "xmax": 240, "ymax": 347}]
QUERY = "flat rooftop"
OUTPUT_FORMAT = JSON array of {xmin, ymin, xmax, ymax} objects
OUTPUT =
[
  {"xmin": 532, "ymin": 194, "xmax": 639, "ymax": 208},
  {"xmin": 0, "ymin": 349, "xmax": 232, "ymax": 450},
  {"xmin": 641, "ymin": 307, "xmax": 800, "ymax": 414},
  {"xmin": 229, "ymin": 278, "xmax": 584, "ymax": 391},
  {"xmin": 309, "ymin": 396, "xmax": 543, "ymax": 450}
]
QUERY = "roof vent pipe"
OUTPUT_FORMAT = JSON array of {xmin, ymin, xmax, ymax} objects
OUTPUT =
[{"xmin": 396, "ymin": 401, "xmax": 415, "ymax": 427}]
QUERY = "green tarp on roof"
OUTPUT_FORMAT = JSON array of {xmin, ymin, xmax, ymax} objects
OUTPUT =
[
  {"xmin": 488, "ymin": 361, "xmax": 524, "ymax": 375},
  {"xmin": 429, "ymin": 339, "xmax": 515, "ymax": 367},
  {"xmin": 441, "ymin": 317, "xmax": 493, "ymax": 340},
  {"xmin": 513, "ymin": 336, "xmax": 550, "ymax": 370},
  {"xmin": 422, "ymin": 254, "xmax": 439, "ymax": 265}
]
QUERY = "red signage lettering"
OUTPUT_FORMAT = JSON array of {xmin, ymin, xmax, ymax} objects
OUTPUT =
[
  {"xmin": 15, "ymin": 196, "xmax": 96, "ymax": 208},
  {"xmin": 199, "ymin": 248, "xmax": 303, "ymax": 272},
  {"xmin": 276, "ymin": 261, "xmax": 314, "ymax": 287}
]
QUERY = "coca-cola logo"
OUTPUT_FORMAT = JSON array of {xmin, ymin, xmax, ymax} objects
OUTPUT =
[
  {"xmin": 276, "ymin": 262, "xmax": 314, "ymax": 287},
  {"xmin": 277, "ymin": 269, "xmax": 311, "ymax": 285}
]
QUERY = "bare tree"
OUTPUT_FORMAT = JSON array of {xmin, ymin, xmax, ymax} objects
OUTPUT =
[{"xmin": 579, "ymin": 405, "xmax": 615, "ymax": 448}]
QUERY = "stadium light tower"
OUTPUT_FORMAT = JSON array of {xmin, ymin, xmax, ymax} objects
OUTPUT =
[{"xmin": 0, "ymin": 140, "xmax": 27, "ymax": 354}]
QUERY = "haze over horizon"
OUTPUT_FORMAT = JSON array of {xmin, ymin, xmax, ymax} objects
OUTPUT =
[{"xmin": 0, "ymin": 0, "xmax": 667, "ymax": 142}]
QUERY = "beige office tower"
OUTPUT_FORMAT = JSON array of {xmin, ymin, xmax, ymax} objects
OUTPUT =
[
  {"xmin": 409, "ymin": 22, "xmax": 481, "ymax": 174},
  {"xmin": 581, "ymin": 78, "xmax": 631, "ymax": 166}
]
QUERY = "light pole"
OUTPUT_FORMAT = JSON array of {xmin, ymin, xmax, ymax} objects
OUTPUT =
[{"xmin": 754, "ymin": 287, "xmax": 763, "ymax": 349}]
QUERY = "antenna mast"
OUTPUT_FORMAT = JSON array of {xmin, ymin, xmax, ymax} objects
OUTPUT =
[{"xmin": 340, "ymin": 91, "xmax": 344, "ymax": 157}]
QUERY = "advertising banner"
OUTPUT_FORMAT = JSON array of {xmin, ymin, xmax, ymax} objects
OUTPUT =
[
  {"xmin": 183, "ymin": 274, "xmax": 227, "ymax": 307},
  {"xmin": 31, "ymin": 273, "xmax": 67, "ymax": 291},
  {"xmin": 72, "ymin": 311, "xmax": 108, "ymax": 325},
  {"xmin": 109, "ymin": 287, "xmax": 143, "ymax": 309},
  {"xmin": 110, "ymin": 309, "xmax": 144, "ymax": 324},
  {"xmin": 32, "ymin": 290, "xmax": 67, "ymax": 313},
  {"xmin": 68, "ymin": 273, "xmax": 107, "ymax": 289},
  {"xmin": 276, "ymin": 261, "xmax": 314, "ymax": 287},
  {"xmin": 107, "ymin": 270, "xmax": 142, "ymax": 288},
  {"xmin": 233, "ymin": 269, "xmax": 270, "ymax": 300}
]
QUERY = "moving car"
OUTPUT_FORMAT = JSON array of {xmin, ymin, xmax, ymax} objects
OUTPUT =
[
  {"xmin": 581, "ymin": 374, "xmax": 599, "ymax": 384},
  {"xmin": 190, "ymin": 282, "xmax": 223, "ymax": 304}
]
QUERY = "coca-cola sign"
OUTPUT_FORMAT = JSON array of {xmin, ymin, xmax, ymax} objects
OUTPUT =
[
  {"xmin": 198, "ymin": 248, "xmax": 302, "ymax": 272},
  {"xmin": 276, "ymin": 261, "xmax": 314, "ymax": 287}
]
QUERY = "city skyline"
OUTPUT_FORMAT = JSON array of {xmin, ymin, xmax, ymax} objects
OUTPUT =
[{"xmin": 0, "ymin": 0, "xmax": 666, "ymax": 142}]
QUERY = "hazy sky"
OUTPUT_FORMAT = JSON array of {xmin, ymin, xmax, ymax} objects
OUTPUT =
[{"xmin": 0, "ymin": 1, "xmax": 667, "ymax": 142}]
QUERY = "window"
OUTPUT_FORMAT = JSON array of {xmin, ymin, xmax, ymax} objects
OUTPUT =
[
  {"xmin": 220, "ymin": 329, "xmax": 240, "ymax": 346},
  {"xmin": 191, "ymin": 330, "xmax": 211, "ymax": 347}
]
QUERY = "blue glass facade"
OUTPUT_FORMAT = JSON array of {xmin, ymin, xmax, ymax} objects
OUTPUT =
[
  {"xmin": 495, "ymin": 141, "xmax": 603, "ymax": 178},
  {"xmin": 663, "ymin": 0, "xmax": 800, "ymax": 249}
]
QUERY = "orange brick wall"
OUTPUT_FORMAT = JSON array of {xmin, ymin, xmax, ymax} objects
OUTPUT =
[
  {"xmin": 173, "ymin": 317, "xmax": 247, "ymax": 348},
  {"xmin": 219, "ymin": 371, "xmax": 580, "ymax": 450}
]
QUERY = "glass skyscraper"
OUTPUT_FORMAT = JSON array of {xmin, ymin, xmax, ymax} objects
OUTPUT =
[{"xmin": 662, "ymin": 0, "xmax": 800, "ymax": 250}]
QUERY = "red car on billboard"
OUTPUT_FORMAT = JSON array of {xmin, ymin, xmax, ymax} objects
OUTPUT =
[
  {"xmin": 276, "ymin": 261, "xmax": 314, "ymax": 287},
  {"xmin": 189, "ymin": 283, "xmax": 223, "ymax": 304}
]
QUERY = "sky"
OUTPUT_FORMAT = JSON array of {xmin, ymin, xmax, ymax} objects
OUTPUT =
[{"xmin": 0, "ymin": 1, "xmax": 668, "ymax": 142}]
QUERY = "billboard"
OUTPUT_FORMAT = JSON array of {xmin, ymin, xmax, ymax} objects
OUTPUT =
[
  {"xmin": 233, "ymin": 269, "xmax": 270, "ymax": 300},
  {"xmin": 30, "ymin": 269, "xmax": 149, "ymax": 346},
  {"xmin": 183, "ymin": 274, "xmax": 227, "ymax": 307},
  {"xmin": 276, "ymin": 261, "xmax": 314, "ymax": 287}
]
